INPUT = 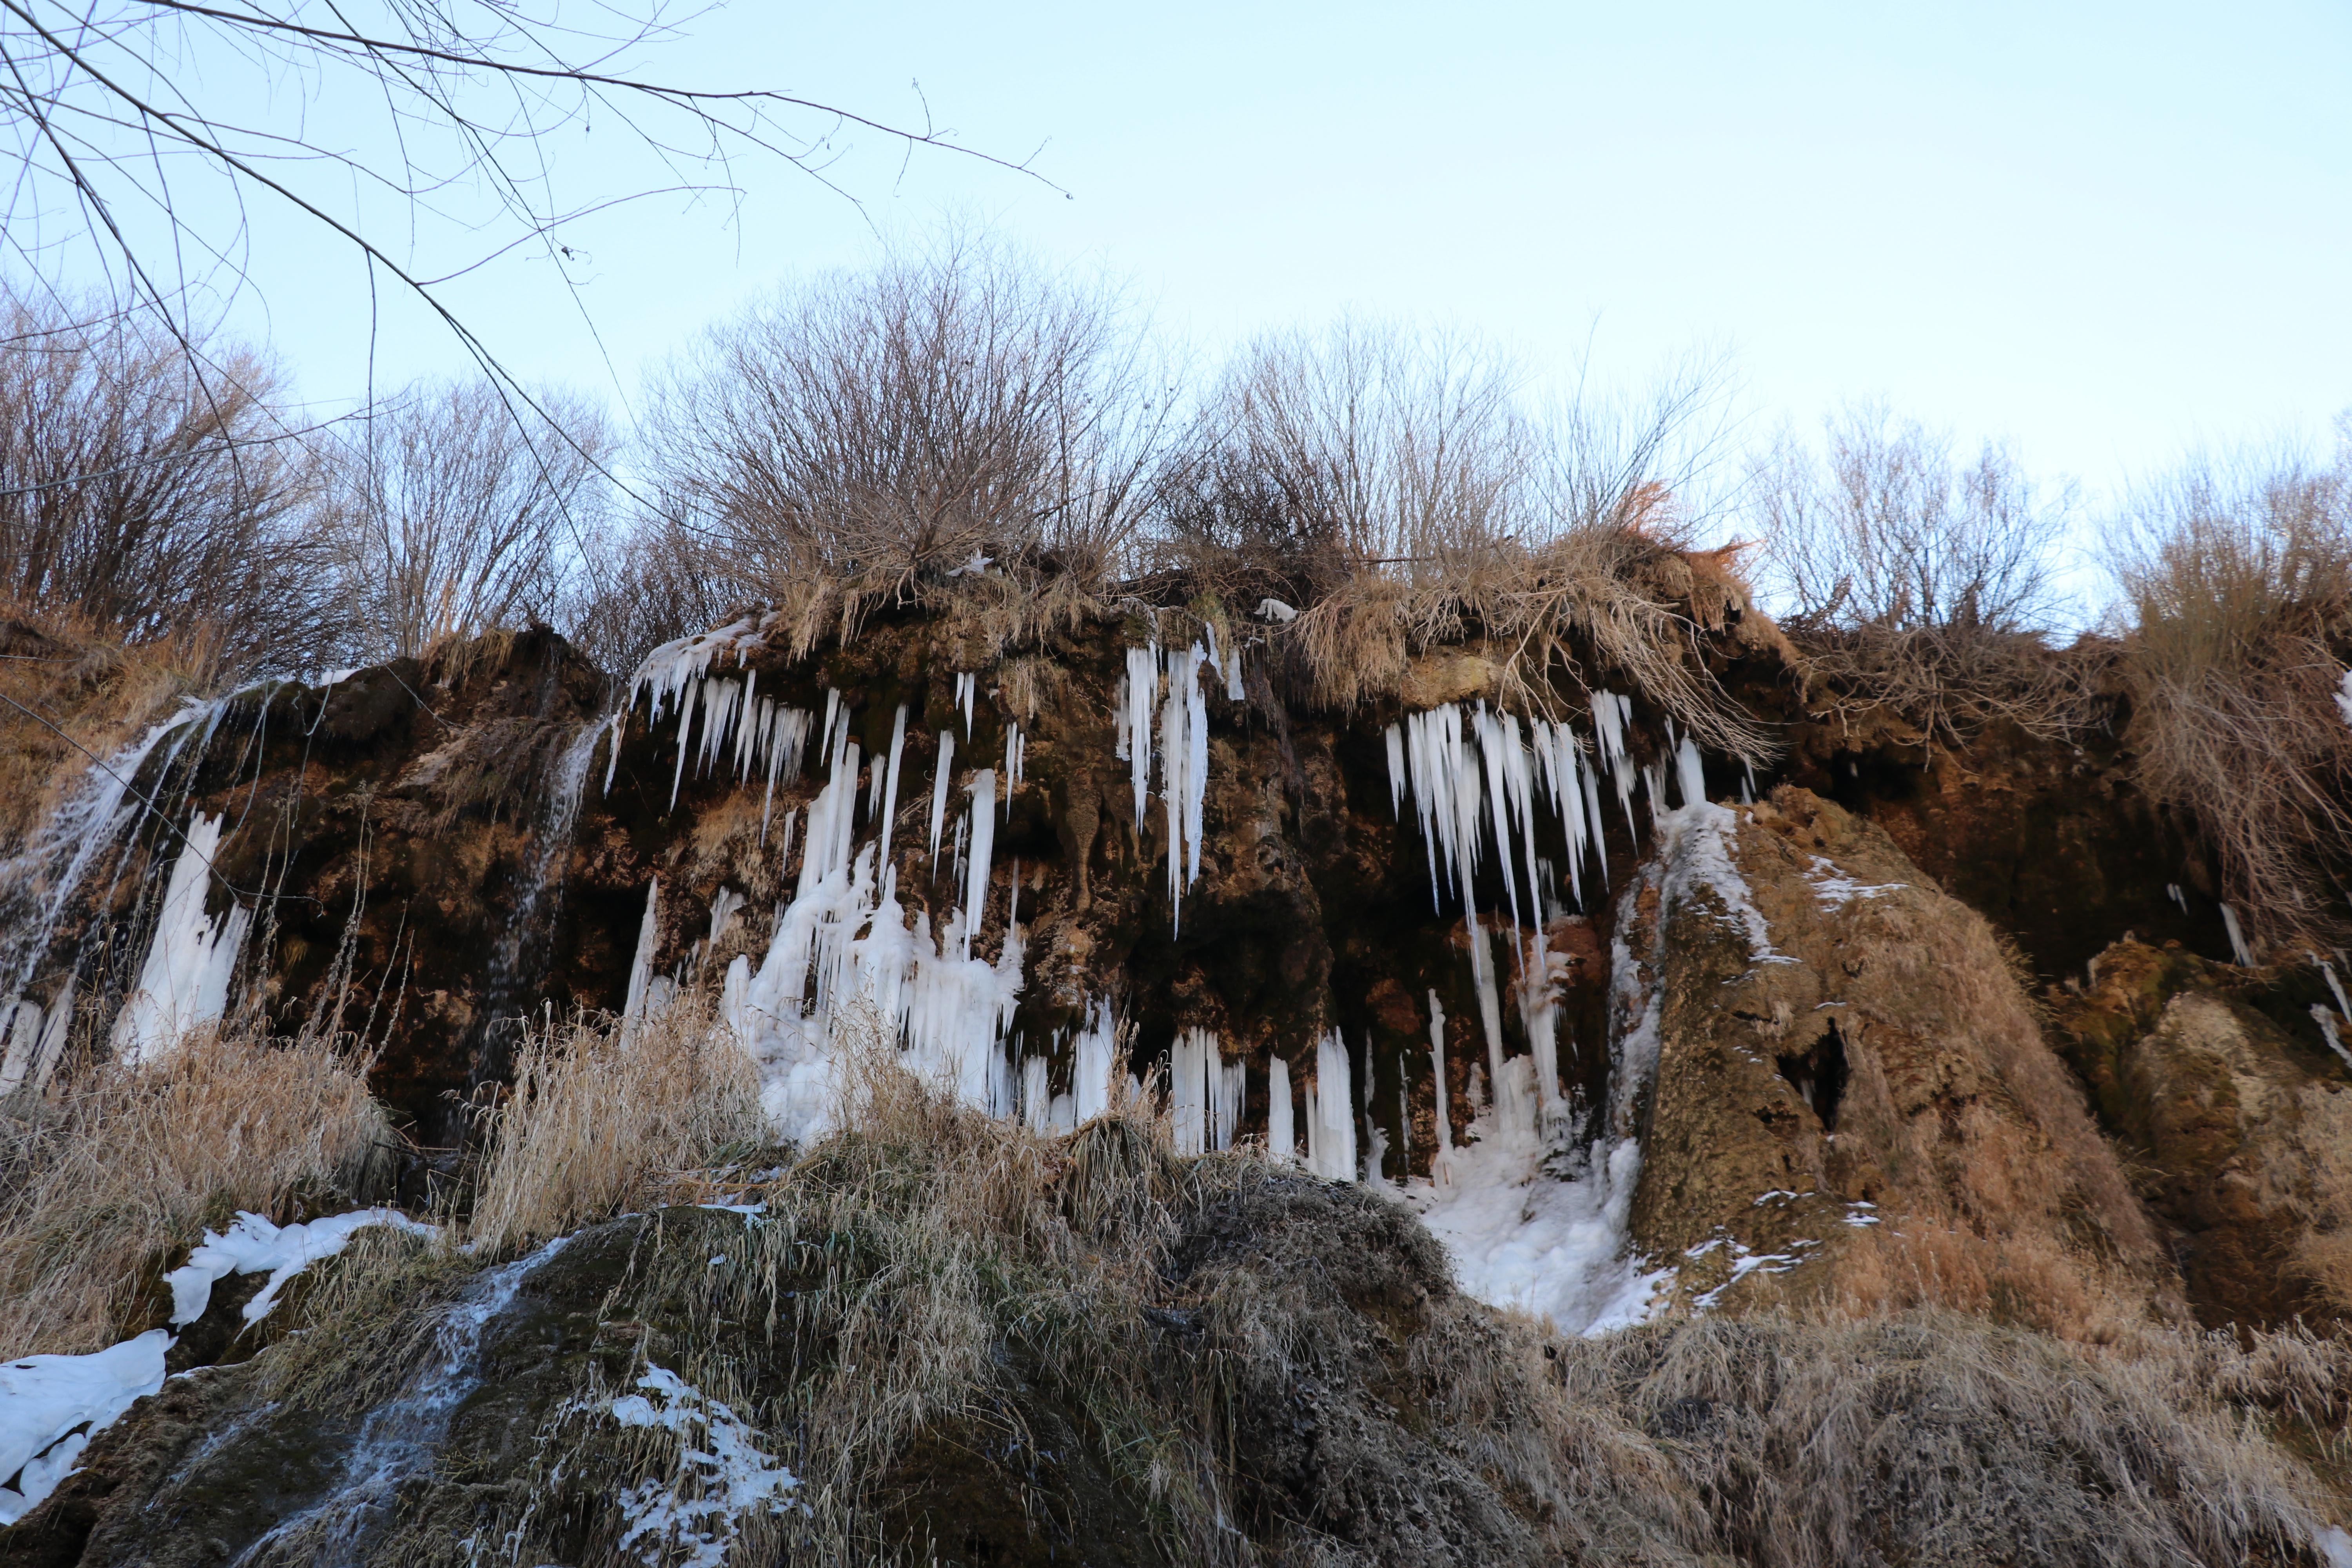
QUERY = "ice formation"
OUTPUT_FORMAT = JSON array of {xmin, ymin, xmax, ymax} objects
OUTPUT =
[
  {"xmin": 1303, "ymin": 1032, "xmax": 1358, "ymax": 1181},
  {"xmin": 1113, "ymin": 641, "xmax": 1215, "ymax": 929},
  {"xmin": 165, "ymin": 1209, "xmax": 436, "ymax": 1328},
  {"xmin": 712, "ymin": 697, "xmax": 1026, "ymax": 1147},
  {"xmin": 109, "ymin": 813, "xmax": 252, "ymax": 1064},
  {"xmin": 1170, "ymin": 1028, "xmax": 1246, "ymax": 1156},
  {"xmin": 2221, "ymin": 903, "xmax": 2255, "ymax": 967},
  {"xmin": 1267, "ymin": 1053, "xmax": 1295, "ymax": 1163},
  {"xmin": 0, "ymin": 1330, "xmax": 167, "ymax": 1525},
  {"xmin": 1397, "ymin": 803, "xmax": 1758, "ymax": 1335},
  {"xmin": 0, "ymin": 1205, "xmax": 439, "ymax": 1526},
  {"xmin": 607, "ymin": 1362, "xmax": 799, "ymax": 1568}
]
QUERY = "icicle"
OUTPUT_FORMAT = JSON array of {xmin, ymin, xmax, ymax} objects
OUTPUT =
[
  {"xmin": 1004, "ymin": 722, "xmax": 1023, "ymax": 817},
  {"xmin": 963, "ymin": 769, "xmax": 997, "ymax": 959},
  {"xmin": 955, "ymin": 672, "xmax": 977, "ymax": 737},
  {"xmin": 1386, "ymin": 724, "xmax": 1407, "ymax": 819},
  {"xmin": 928, "ymin": 732, "xmax": 956, "ymax": 872},
  {"xmin": 878, "ymin": 707, "xmax": 908, "ymax": 872},
  {"xmin": 731, "ymin": 671, "xmax": 760, "ymax": 780},
  {"xmin": 1123, "ymin": 646, "xmax": 1157, "ymax": 833},
  {"xmin": 619, "ymin": 879, "xmax": 661, "ymax": 1044},
  {"xmin": 1268, "ymin": 1054, "xmax": 1295, "ymax": 1164},
  {"xmin": 2220, "ymin": 903, "xmax": 2255, "ymax": 967},
  {"xmin": 820, "ymin": 689, "xmax": 842, "ymax": 768},
  {"xmin": 666, "ymin": 680, "xmax": 701, "ymax": 811}
]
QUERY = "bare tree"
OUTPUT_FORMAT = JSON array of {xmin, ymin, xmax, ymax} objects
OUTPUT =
[
  {"xmin": 650, "ymin": 243, "xmax": 1172, "ymax": 602},
  {"xmin": 0, "ymin": 2, "xmax": 1053, "ymax": 394},
  {"xmin": 316, "ymin": 379, "xmax": 613, "ymax": 662},
  {"xmin": 0, "ymin": 291, "xmax": 329, "ymax": 671},
  {"xmin": 1754, "ymin": 403, "xmax": 2074, "ymax": 634}
]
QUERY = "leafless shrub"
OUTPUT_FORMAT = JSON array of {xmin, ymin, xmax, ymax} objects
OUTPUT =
[
  {"xmin": 648, "ymin": 243, "xmax": 1175, "ymax": 657},
  {"xmin": 1753, "ymin": 403, "xmax": 2090, "ymax": 742},
  {"xmin": 557, "ymin": 509, "xmax": 737, "ymax": 679},
  {"xmin": 2109, "ymin": 436, "xmax": 2352, "ymax": 952},
  {"xmin": 0, "ymin": 1027, "xmax": 388, "ymax": 1356},
  {"xmin": 1205, "ymin": 328, "xmax": 1774, "ymax": 754},
  {"xmin": 315, "ymin": 379, "xmax": 616, "ymax": 664},
  {"xmin": 0, "ymin": 295, "xmax": 333, "ymax": 675}
]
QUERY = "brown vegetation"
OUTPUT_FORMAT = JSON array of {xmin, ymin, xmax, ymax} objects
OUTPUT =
[
  {"xmin": 0, "ymin": 1028, "xmax": 387, "ymax": 1356},
  {"xmin": 2109, "ymin": 435, "xmax": 2352, "ymax": 951}
]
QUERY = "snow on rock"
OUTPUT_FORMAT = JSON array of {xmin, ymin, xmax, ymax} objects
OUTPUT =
[
  {"xmin": 166, "ymin": 1209, "xmax": 437, "ymax": 1328},
  {"xmin": 0, "ymin": 1204, "xmax": 442, "ymax": 1526},
  {"xmin": 0, "ymin": 1331, "xmax": 167, "ymax": 1525},
  {"xmin": 109, "ymin": 812, "xmax": 251, "ymax": 1064},
  {"xmin": 608, "ymin": 1362, "xmax": 799, "ymax": 1568},
  {"xmin": 1803, "ymin": 854, "xmax": 1906, "ymax": 908}
]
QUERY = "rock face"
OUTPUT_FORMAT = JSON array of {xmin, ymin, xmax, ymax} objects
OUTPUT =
[
  {"xmin": 1622, "ymin": 787, "xmax": 2171, "ymax": 1328},
  {"xmin": 2051, "ymin": 940, "xmax": 2352, "ymax": 1327}
]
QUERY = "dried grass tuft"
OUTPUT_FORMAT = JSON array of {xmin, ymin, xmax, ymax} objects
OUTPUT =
[
  {"xmin": 2109, "ymin": 438, "xmax": 2352, "ymax": 952},
  {"xmin": 0, "ymin": 1026, "xmax": 388, "ymax": 1354},
  {"xmin": 465, "ymin": 991, "xmax": 764, "ymax": 1252}
]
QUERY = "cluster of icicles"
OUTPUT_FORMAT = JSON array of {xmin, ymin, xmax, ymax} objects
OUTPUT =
[
  {"xmin": 607, "ymin": 619, "xmax": 1383, "ymax": 1173},
  {"xmin": 1383, "ymin": 694, "xmax": 1722, "ymax": 1157}
]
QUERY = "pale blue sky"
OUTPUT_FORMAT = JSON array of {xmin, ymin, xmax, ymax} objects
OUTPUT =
[{"xmin": 131, "ymin": 0, "xmax": 2352, "ymax": 514}]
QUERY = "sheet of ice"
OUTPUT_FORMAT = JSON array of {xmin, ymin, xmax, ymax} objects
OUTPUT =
[
  {"xmin": 1171, "ymin": 1027, "xmax": 1212, "ymax": 1156},
  {"xmin": 110, "ymin": 813, "xmax": 251, "ymax": 1064},
  {"xmin": 608, "ymin": 1362, "xmax": 799, "ymax": 1568},
  {"xmin": 1070, "ymin": 1002, "xmax": 1116, "ymax": 1123},
  {"xmin": 0, "ymin": 1330, "xmax": 167, "ymax": 1524},
  {"xmin": 619, "ymin": 878, "xmax": 662, "ymax": 1043},
  {"xmin": 1, "ymin": 696, "xmax": 221, "ymax": 1007},
  {"xmin": 166, "ymin": 1209, "xmax": 438, "ymax": 1327},
  {"xmin": 1399, "ymin": 1124, "xmax": 1665, "ymax": 1335}
]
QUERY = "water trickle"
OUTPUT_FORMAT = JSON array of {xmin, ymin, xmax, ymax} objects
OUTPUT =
[{"xmin": 228, "ymin": 1236, "xmax": 572, "ymax": 1568}]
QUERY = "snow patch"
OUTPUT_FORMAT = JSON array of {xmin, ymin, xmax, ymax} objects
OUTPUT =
[
  {"xmin": 608, "ymin": 1363, "xmax": 799, "ymax": 1568},
  {"xmin": 166, "ymin": 1209, "xmax": 436, "ymax": 1328}
]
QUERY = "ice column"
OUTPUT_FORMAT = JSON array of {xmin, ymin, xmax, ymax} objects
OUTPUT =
[
  {"xmin": 1304, "ymin": 1033, "xmax": 1358, "ymax": 1181},
  {"xmin": 110, "ymin": 815, "xmax": 252, "ymax": 1064},
  {"xmin": 1268, "ymin": 1054, "xmax": 1296, "ymax": 1164}
]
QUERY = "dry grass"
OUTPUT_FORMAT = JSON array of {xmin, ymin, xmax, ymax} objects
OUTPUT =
[
  {"xmin": 1537, "ymin": 1312, "xmax": 2333, "ymax": 1568},
  {"xmin": 0, "ymin": 599, "xmax": 228, "ymax": 857},
  {"xmin": 0, "ymin": 1026, "xmax": 388, "ymax": 1355},
  {"xmin": 2109, "ymin": 439, "xmax": 2352, "ymax": 952},
  {"xmin": 465, "ymin": 991, "xmax": 765, "ymax": 1251}
]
